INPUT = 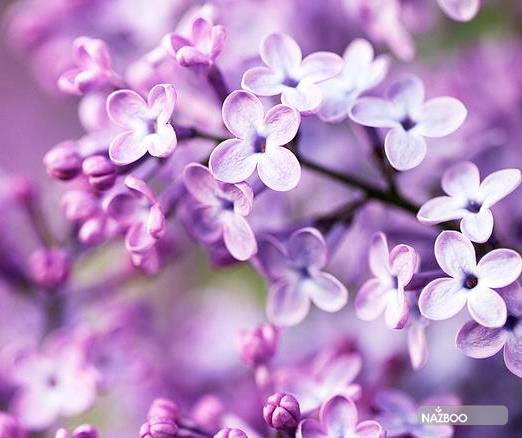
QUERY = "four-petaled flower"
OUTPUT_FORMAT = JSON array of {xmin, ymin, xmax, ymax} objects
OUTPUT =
[
  {"xmin": 107, "ymin": 84, "xmax": 177, "ymax": 165},
  {"xmin": 456, "ymin": 281, "xmax": 522, "ymax": 378},
  {"xmin": 418, "ymin": 161, "xmax": 521, "ymax": 243},
  {"xmin": 419, "ymin": 231, "xmax": 522, "ymax": 328},
  {"xmin": 210, "ymin": 90, "xmax": 301, "ymax": 191},
  {"xmin": 318, "ymin": 39, "xmax": 390, "ymax": 123},
  {"xmin": 297, "ymin": 395, "xmax": 384, "ymax": 438},
  {"xmin": 183, "ymin": 163, "xmax": 257, "ymax": 261},
  {"xmin": 355, "ymin": 232, "xmax": 418, "ymax": 329},
  {"xmin": 437, "ymin": 0, "xmax": 481, "ymax": 22},
  {"xmin": 242, "ymin": 32, "xmax": 343, "ymax": 113},
  {"xmin": 349, "ymin": 75, "xmax": 467, "ymax": 170},
  {"xmin": 162, "ymin": 17, "xmax": 225, "ymax": 67},
  {"xmin": 254, "ymin": 228, "xmax": 348, "ymax": 326}
]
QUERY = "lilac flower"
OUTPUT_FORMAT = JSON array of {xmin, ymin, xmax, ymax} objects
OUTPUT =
[
  {"xmin": 107, "ymin": 84, "xmax": 177, "ymax": 165},
  {"xmin": 162, "ymin": 17, "xmax": 225, "ymax": 67},
  {"xmin": 456, "ymin": 281, "xmax": 522, "ymax": 377},
  {"xmin": 355, "ymin": 232, "xmax": 418, "ymax": 329},
  {"xmin": 437, "ymin": 0, "xmax": 481, "ymax": 22},
  {"xmin": 255, "ymin": 228, "xmax": 348, "ymax": 326},
  {"xmin": 318, "ymin": 39, "xmax": 390, "ymax": 123},
  {"xmin": 209, "ymin": 90, "xmax": 301, "ymax": 191},
  {"xmin": 263, "ymin": 392, "xmax": 300, "ymax": 431},
  {"xmin": 418, "ymin": 161, "xmax": 521, "ymax": 243},
  {"xmin": 237, "ymin": 323, "xmax": 279, "ymax": 367},
  {"xmin": 350, "ymin": 75, "xmax": 467, "ymax": 170},
  {"xmin": 242, "ymin": 33, "xmax": 343, "ymax": 113},
  {"xmin": 58, "ymin": 37, "xmax": 117, "ymax": 95},
  {"xmin": 183, "ymin": 163, "xmax": 257, "ymax": 261},
  {"xmin": 297, "ymin": 395, "xmax": 384, "ymax": 438},
  {"xmin": 139, "ymin": 417, "xmax": 178, "ymax": 438},
  {"xmin": 419, "ymin": 231, "xmax": 522, "ymax": 328}
]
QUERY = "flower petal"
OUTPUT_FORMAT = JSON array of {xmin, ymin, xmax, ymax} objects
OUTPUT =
[
  {"xmin": 504, "ymin": 335, "xmax": 522, "ymax": 378},
  {"xmin": 355, "ymin": 279, "xmax": 389, "ymax": 321},
  {"xmin": 147, "ymin": 83, "xmax": 176, "ymax": 125},
  {"xmin": 417, "ymin": 196, "xmax": 466, "ymax": 224},
  {"xmin": 281, "ymin": 81, "xmax": 322, "ymax": 114},
  {"xmin": 467, "ymin": 287, "xmax": 507, "ymax": 328},
  {"xmin": 441, "ymin": 161, "xmax": 480, "ymax": 198},
  {"xmin": 356, "ymin": 421, "xmax": 385, "ymax": 438},
  {"xmin": 477, "ymin": 249, "xmax": 522, "ymax": 289},
  {"xmin": 241, "ymin": 66, "xmax": 284, "ymax": 96},
  {"xmin": 288, "ymin": 227, "xmax": 327, "ymax": 269},
  {"xmin": 385, "ymin": 288, "xmax": 409, "ymax": 329},
  {"xmin": 147, "ymin": 123, "xmax": 177, "ymax": 158},
  {"xmin": 221, "ymin": 213, "xmax": 257, "ymax": 261},
  {"xmin": 479, "ymin": 168, "xmax": 522, "ymax": 208},
  {"xmin": 183, "ymin": 163, "xmax": 220, "ymax": 205},
  {"xmin": 260, "ymin": 33, "xmax": 302, "ymax": 75},
  {"xmin": 499, "ymin": 282, "xmax": 522, "ymax": 317},
  {"xmin": 389, "ymin": 244, "xmax": 418, "ymax": 287},
  {"xmin": 209, "ymin": 139, "xmax": 258, "ymax": 184},
  {"xmin": 317, "ymin": 79, "xmax": 350, "ymax": 123},
  {"xmin": 456, "ymin": 320, "xmax": 506, "ymax": 358},
  {"xmin": 460, "ymin": 209, "xmax": 493, "ymax": 243},
  {"xmin": 408, "ymin": 322, "xmax": 428, "ymax": 369},
  {"xmin": 296, "ymin": 419, "xmax": 325, "ymax": 438},
  {"xmin": 264, "ymin": 104, "xmax": 300, "ymax": 147},
  {"xmin": 434, "ymin": 230, "xmax": 476, "ymax": 278},
  {"xmin": 254, "ymin": 235, "xmax": 291, "ymax": 281},
  {"xmin": 257, "ymin": 147, "xmax": 301, "ymax": 191},
  {"xmin": 387, "ymin": 75, "xmax": 425, "ymax": 114},
  {"xmin": 304, "ymin": 272, "xmax": 348, "ymax": 312},
  {"xmin": 221, "ymin": 182, "xmax": 254, "ymax": 216},
  {"xmin": 299, "ymin": 52, "xmax": 343, "ymax": 83},
  {"xmin": 320, "ymin": 395, "xmax": 357, "ymax": 434},
  {"xmin": 373, "ymin": 389, "xmax": 416, "ymax": 415},
  {"xmin": 437, "ymin": 0, "xmax": 480, "ymax": 21},
  {"xmin": 349, "ymin": 97, "xmax": 399, "ymax": 128},
  {"xmin": 222, "ymin": 90, "xmax": 264, "ymax": 139},
  {"xmin": 109, "ymin": 131, "xmax": 148, "ymax": 165},
  {"xmin": 369, "ymin": 232, "xmax": 390, "ymax": 280},
  {"xmin": 415, "ymin": 97, "xmax": 467, "ymax": 138},
  {"xmin": 267, "ymin": 278, "xmax": 311, "ymax": 326},
  {"xmin": 384, "ymin": 128, "xmax": 427, "ymax": 171},
  {"xmin": 419, "ymin": 278, "xmax": 467, "ymax": 320},
  {"xmin": 107, "ymin": 89, "xmax": 147, "ymax": 128}
]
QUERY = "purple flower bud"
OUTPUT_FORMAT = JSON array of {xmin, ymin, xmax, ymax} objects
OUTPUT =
[
  {"xmin": 82, "ymin": 155, "xmax": 117, "ymax": 190},
  {"xmin": 191, "ymin": 395, "xmax": 224, "ymax": 432},
  {"xmin": 213, "ymin": 428, "xmax": 247, "ymax": 438},
  {"xmin": 237, "ymin": 324, "xmax": 278, "ymax": 367},
  {"xmin": 44, "ymin": 141, "xmax": 82, "ymax": 181},
  {"xmin": 0, "ymin": 412, "xmax": 25, "ymax": 438},
  {"xmin": 28, "ymin": 247, "xmax": 69, "ymax": 290},
  {"xmin": 72, "ymin": 425, "xmax": 98, "ymax": 438},
  {"xmin": 263, "ymin": 393, "xmax": 300, "ymax": 430},
  {"xmin": 147, "ymin": 398, "xmax": 179, "ymax": 422},
  {"xmin": 139, "ymin": 418, "xmax": 178, "ymax": 438}
]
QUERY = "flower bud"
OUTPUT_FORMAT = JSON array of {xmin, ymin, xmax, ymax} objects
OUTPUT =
[
  {"xmin": 263, "ymin": 393, "xmax": 300, "ymax": 430},
  {"xmin": 213, "ymin": 428, "xmax": 247, "ymax": 438},
  {"xmin": 0, "ymin": 412, "xmax": 25, "ymax": 438},
  {"xmin": 147, "ymin": 398, "xmax": 179, "ymax": 422},
  {"xmin": 28, "ymin": 247, "xmax": 69, "ymax": 290},
  {"xmin": 237, "ymin": 324, "xmax": 278, "ymax": 367},
  {"xmin": 72, "ymin": 425, "xmax": 98, "ymax": 438},
  {"xmin": 44, "ymin": 141, "xmax": 82, "ymax": 180},
  {"xmin": 139, "ymin": 418, "xmax": 178, "ymax": 438},
  {"xmin": 82, "ymin": 155, "xmax": 116, "ymax": 191},
  {"xmin": 191, "ymin": 395, "xmax": 224, "ymax": 432}
]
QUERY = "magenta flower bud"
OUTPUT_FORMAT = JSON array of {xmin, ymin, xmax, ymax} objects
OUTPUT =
[
  {"xmin": 237, "ymin": 324, "xmax": 278, "ymax": 367},
  {"xmin": 72, "ymin": 425, "xmax": 98, "ymax": 438},
  {"xmin": 82, "ymin": 155, "xmax": 117, "ymax": 190},
  {"xmin": 213, "ymin": 428, "xmax": 247, "ymax": 438},
  {"xmin": 263, "ymin": 393, "xmax": 300, "ymax": 430},
  {"xmin": 147, "ymin": 398, "xmax": 179, "ymax": 422},
  {"xmin": 44, "ymin": 141, "xmax": 82, "ymax": 181},
  {"xmin": 0, "ymin": 412, "xmax": 25, "ymax": 438},
  {"xmin": 139, "ymin": 418, "xmax": 178, "ymax": 438},
  {"xmin": 28, "ymin": 247, "xmax": 69, "ymax": 290}
]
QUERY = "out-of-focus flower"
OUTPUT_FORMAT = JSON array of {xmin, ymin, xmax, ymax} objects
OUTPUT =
[
  {"xmin": 297, "ymin": 395, "xmax": 384, "ymax": 438},
  {"xmin": 419, "ymin": 231, "xmax": 522, "ymax": 328},
  {"xmin": 437, "ymin": 0, "xmax": 481, "ymax": 22},
  {"xmin": 210, "ymin": 90, "xmax": 301, "ymax": 191},
  {"xmin": 107, "ymin": 84, "xmax": 177, "ymax": 165},
  {"xmin": 318, "ymin": 39, "xmax": 389, "ymax": 123},
  {"xmin": 242, "ymin": 33, "xmax": 343, "ymax": 113},
  {"xmin": 44, "ymin": 141, "xmax": 83, "ymax": 181},
  {"xmin": 191, "ymin": 395, "xmax": 224, "ymax": 432},
  {"xmin": 214, "ymin": 428, "xmax": 247, "ymax": 438},
  {"xmin": 237, "ymin": 323, "xmax": 279, "ymax": 367},
  {"xmin": 355, "ymin": 232, "xmax": 418, "ymax": 329},
  {"xmin": 263, "ymin": 392, "xmax": 300, "ymax": 430},
  {"xmin": 82, "ymin": 155, "xmax": 117, "ymax": 191},
  {"xmin": 139, "ymin": 417, "xmax": 178, "ymax": 438},
  {"xmin": 0, "ymin": 412, "xmax": 25, "ymax": 438},
  {"xmin": 350, "ymin": 75, "xmax": 467, "ymax": 170},
  {"xmin": 457, "ymin": 281, "xmax": 522, "ymax": 377},
  {"xmin": 406, "ymin": 311, "xmax": 430, "ymax": 370},
  {"xmin": 28, "ymin": 247, "xmax": 70, "ymax": 291},
  {"xmin": 148, "ymin": 398, "xmax": 179, "ymax": 422},
  {"xmin": 418, "ymin": 161, "xmax": 521, "ymax": 243},
  {"xmin": 255, "ymin": 228, "xmax": 348, "ymax": 326},
  {"xmin": 183, "ymin": 163, "xmax": 257, "ymax": 261},
  {"xmin": 55, "ymin": 424, "xmax": 98, "ymax": 438},
  {"xmin": 162, "ymin": 17, "xmax": 225, "ymax": 67}
]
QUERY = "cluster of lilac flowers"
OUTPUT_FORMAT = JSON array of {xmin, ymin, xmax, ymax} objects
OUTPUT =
[{"xmin": 2, "ymin": 0, "xmax": 522, "ymax": 437}]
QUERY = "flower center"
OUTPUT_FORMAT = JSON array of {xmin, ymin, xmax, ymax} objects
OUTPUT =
[
  {"xmin": 466, "ymin": 200, "xmax": 482, "ymax": 213},
  {"xmin": 400, "ymin": 116, "xmax": 416, "ymax": 131},
  {"xmin": 282, "ymin": 77, "xmax": 299, "ymax": 88},
  {"xmin": 46, "ymin": 374, "xmax": 58, "ymax": 388},
  {"xmin": 253, "ymin": 134, "xmax": 267, "ymax": 153},
  {"xmin": 463, "ymin": 273, "xmax": 479, "ymax": 290},
  {"xmin": 146, "ymin": 119, "xmax": 157, "ymax": 134},
  {"xmin": 504, "ymin": 314, "xmax": 519, "ymax": 331},
  {"xmin": 218, "ymin": 197, "xmax": 234, "ymax": 211}
]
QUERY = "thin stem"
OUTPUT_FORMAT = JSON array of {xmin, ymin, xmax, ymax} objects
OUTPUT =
[
  {"xmin": 22, "ymin": 193, "xmax": 56, "ymax": 247},
  {"xmin": 364, "ymin": 126, "xmax": 398, "ymax": 195},
  {"xmin": 207, "ymin": 64, "xmax": 229, "ymax": 103}
]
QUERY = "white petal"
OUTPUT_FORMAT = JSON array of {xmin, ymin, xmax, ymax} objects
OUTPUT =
[
  {"xmin": 460, "ymin": 209, "xmax": 494, "ymax": 243},
  {"xmin": 417, "ymin": 196, "xmax": 466, "ymax": 224},
  {"xmin": 384, "ymin": 129, "xmax": 426, "ymax": 171},
  {"xmin": 477, "ymin": 249, "xmax": 522, "ymax": 288},
  {"xmin": 479, "ymin": 168, "xmax": 522, "ymax": 208},
  {"xmin": 441, "ymin": 161, "xmax": 480, "ymax": 197},
  {"xmin": 349, "ymin": 97, "xmax": 399, "ymax": 128},
  {"xmin": 467, "ymin": 287, "xmax": 507, "ymax": 328},
  {"xmin": 419, "ymin": 278, "xmax": 467, "ymax": 320},
  {"xmin": 415, "ymin": 97, "xmax": 467, "ymax": 138},
  {"xmin": 434, "ymin": 231, "xmax": 476, "ymax": 278}
]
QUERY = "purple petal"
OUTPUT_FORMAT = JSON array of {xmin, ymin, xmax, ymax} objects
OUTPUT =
[
  {"xmin": 296, "ymin": 419, "xmax": 325, "ymax": 438},
  {"xmin": 456, "ymin": 320, "xmax": 506, "ymax": 358},
  {"xmin": 499, "ymin": 282, "xmax": 522, "ymax": 317},
  {"xmin": 355, "ymin": 420, "xmax": 385, "ymax": 438},
  {"xmin": 125, "ymin": 222, "xmax": 157, "ymax": 254},
  {"xmin": 349, "ymin": 97, "xmax": 399, "ymax": 128},
  {"xmin": 434, "ymin": 231, "xmax": 476, "ymax": 278},
  {"xmin": 148, "ymin": 204, "xmax": 166, "ymax": 240},
  {"xmin": 162, "ymin": 33, "xmax": 190, "ymax": 53},
  {"xmin": 419, "ymin": 278, "xmax": 467, "ymax": 320},
  {"xmin": 368, "ymin": 232, "xmax": 390, "ymax": 280},
  {"xmin": 389, "ymin": 244, "xmax": 418, "ymax": 287},
  {"xmin": 460, "ymin": 209, "xmax": 493, "ymax": 243},
  {"xmin": 109, "ymin": 131, "xmax": 148, "ymax": 165},
  {"xmin": 320, "ymin": 395, "xmax": 357, "ymax": 434},
  {"xmin": 384, "ymin": 288, "xmax": 409, "ymax": 329},
  {"xmin": 177, "ymin": 47, "xmax": 210, "ymax": 67},
  {"xmin": 288, "ymin": 227, "xmax": 327, "ymax": 269},
  {"xmin": 73, "ymin": 36, "xmax": 111, "ymax": 69},
  {"xmin": 479, "ymin": 168, "xmax": 522, "ymax": 208},
  {"xmin": 107, "ymin": 89, "xmax": 147, "ymax": 128},
  {"xmin": 267, "ymin": 278, "xmax": 311, "ymax": 326},
  {"xmin": 415, "ymin": 97, "xmax": 467, "ymax": 138},
  {"xmin": 124, "ymin": 175, "xmax": 157, "ymax": 203},
  {"xmin": 467, "ymin": 287, "xmax": 507, "ymax": 328},
  {"xmin": 209, "ymin": 139, "xmax": 258, "ymax": 184},
  {"xmin": 384, "ymin": 128, "xmax": 427, "ymax": 171},
  {"xmin": 147, "ymin": 123, "xmax": 177, "ymax": 158},
  {"xmin": 304, "ymin": 272, "xmax": 348, "ymax": 312},
  {"xmin": 299, "ymin": 52, "xmax": 343, "ymax": 83},
  {"xmin": 264, "ymin": 104, "xmax": 300, "ymax": 147},
  {"xmin": 504, "ymin": 335, "xmax": 522, "ymax": 378},
  {"xmin": 257, "ymin": 146, "xmax": 301, "ymax": 191},
  {"xmin": 222, "ymin": 90, "xmax": 264, "ymax": 139},
  {"xmin": 417, "ymin": 196, "xmax": 466, "ymax": 224},
  {"xmin": 281, "ymin": 81, "xmax": 322, "ymax": 114},
  {"xmin": 191, "ymin": 17, "xmax": 212, "ymax": 46},
  {"xmin": 254, "ymin": 235, "xmax": 291, "ymax": 281},
  {"xmin": 260, "ymin": 33, "xmax": 302, "ymax": 74},
  {"xmin": 241, "ymin": 66, "xmax": 284, "ymax": 96},
  {"xmin": 408, "ymin": 322, "xmax": 428, "ymax": 369},
  {"xmin": 355, "ymin": 279, "xmax": 389, "ymax": 321},
  {"xmin": 477, "ymin": 249, "xmax": 522, "ymax": 289},
  {"xmin": 387, "ymin": 75, "xmax": 425, "ymax": 114},
  {"xmin": 441, "ymin": 161, "xmax": 480, "ymax": 197},
  {"xmin": 221, "ymin": 213, "xmax": 257, "ymax": 261},
  {"xmin": 320, "ymin": 353, "xmax": 362, "ymax": 388},
  {"xmin": 221, "ymin": 182, "xmax": 254, "ymax": 216},
  {"xmin": 437, "ymin": 0, "xmax": 480, "ymax": 21},
  {"xmin": 183, "ymin": 163, "xmax": 219, "ymax": 205},
  {"xmin": 147, "ymin": 83, "xmax": 176, "ymax": 125},
  {"xmin": 209, "ymin": 25, "xmax": 226, "ymax": 60}
]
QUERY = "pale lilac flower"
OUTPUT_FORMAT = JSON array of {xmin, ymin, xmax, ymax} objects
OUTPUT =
[
  {"xmin": 418, "ymin": 161, "xmax": 521, "ymax": 243},
  {"xmin": 162, "ymin": 17, "xmax": 225, "ymax": 67},
  {"xmin": 318, "ymin": 39, "xmax": 390, "ymax": 123},
  {"xmin": 58, "ymin": 37, "xmax": 117, "ymax": 95},
  {"xmin": 183, "ymin": 163, "xmax": 257, "ymax": 261},
  {"xmin": 437, "ymin": 0, "xmax": 481, "ymax": 22},
  {"xmin": 297, "ymin": 395, "xmax": 384, "ymax": 438},
  {"xmin": 107, "ymin": 84, "xmax": 177, "ymax": 165},
  {"xmin": 210, "ymin": 90, "xmax": 301, "ymax": 191},
  {"xmin": 355, "ymin": 232, "xmax": 418, "ymax": 329},
  {"xmin": 456, "ymin": 281, "xmax": 522, "ymax": 378},
  {"xmin": 350, "ymin": 75, "xmax": 467, "ymax": 170},
  {"xmin": 242, "ymin": 33, "xmax": 343, "ymax": 113},
  {"xmin": 255, "ymin": 228, "xmax": 348, "ymax": 326},
  {"xmin": 419, "ymin": 231, "xmax": 522, "ymax": 328}
]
